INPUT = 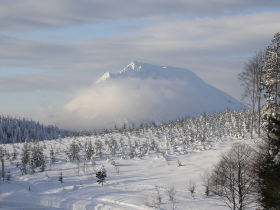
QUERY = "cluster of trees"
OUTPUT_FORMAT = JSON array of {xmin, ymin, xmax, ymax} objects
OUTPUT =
[
  {"xmin": 206, "ymin": 32, "xmax": 280, "ymax": 209},
  {"xmin": 62, "ymin": 108, "xmax": 253, "ymax": 165},
  {"xmin": 0, "ymin": 115, "xmax": 80, "ymax": 144},
  {"xmin": 0, "ymin": 106, "xmax": 253, "ymax": 188},
  {"xmin": 20, "ymin": 140, "xmax": 47, "ymax": 174},
  {"xmin": 238, "ymin": 32, "xmax": 280, "ymax": 139}
]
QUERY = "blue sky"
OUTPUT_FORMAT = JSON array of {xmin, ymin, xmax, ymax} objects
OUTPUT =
[{"xmin": 1, "ymin": 0, "xmax": 280, "ymax": 130}]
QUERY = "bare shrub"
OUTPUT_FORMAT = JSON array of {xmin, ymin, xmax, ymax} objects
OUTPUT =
[
  {"xmin": 114, "ymin": 163, "xmax": 120, "ymax": 175},
  {"xmin": 73, "ymin": 161, "xmax": 80, "ymax": 176},
  {"xmin": 166, "ymin": 184, "xmax": 178, "ymax": 210},
  {"xmin": 187, "ymin": 180, "xmax": 197, "ymax": 197},
  {"xmin": 200, "ymin": 169, "xmax": 211, "ymax": 196},
  {"xmin": 152, "ymin": 186, "xmax": 164, "ymax": 209},
  {"xmin": 176, "ymin": 159, "xmax": 181, "ymax": 167}
]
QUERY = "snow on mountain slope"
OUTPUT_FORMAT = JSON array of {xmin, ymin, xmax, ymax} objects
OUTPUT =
[
  {"xmin": 97, "ymin": 61, "xmax": 201, "ymax": 82},
  {"xmin": 64, "ymin": 61, "xmax": 246, "ymax": 129},
  {"xmin": 93, "ymin": 61, "xmax": 246, "ymax": 124}
]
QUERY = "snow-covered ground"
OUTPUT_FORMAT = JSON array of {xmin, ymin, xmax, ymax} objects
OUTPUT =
[{"xmin": 0, "ymin": 129, "xmax": 259, "ymax": 210}]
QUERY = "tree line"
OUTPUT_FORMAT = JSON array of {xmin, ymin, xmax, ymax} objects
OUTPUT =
[{"xmin": 0, "ymin": 114, "xmax": 78, "ymax": 144}]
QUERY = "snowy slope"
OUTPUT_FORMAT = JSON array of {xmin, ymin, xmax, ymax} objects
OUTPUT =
[
  {"xmin": 0, "ymin": 110, "xmax": 259, "ymax": 210},
  {"xmin": 97, "ymin": 61, "xmax": 202, "ymax": 82},
  {"xmin": 0, "ymin": 132, "xmax": 257, "ymax": 210}
]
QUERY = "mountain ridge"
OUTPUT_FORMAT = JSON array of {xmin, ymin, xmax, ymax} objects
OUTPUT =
[
  {"xmin": 96, "ymin": 61, "xmax": 245, "ymax": 110},
  {"xmin": 97, "ymin": 61, "xmax": 202, "ymax": 83},
  {"xmin": 66, "ymin": 61, "xmax": 246, "ymax": 129}
]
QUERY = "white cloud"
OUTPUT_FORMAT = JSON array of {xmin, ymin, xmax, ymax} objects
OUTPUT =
[
  {"xmin": 24, "ymin": 75, "xmax": 243, "ymax": 131},
  {"xmin": 60, "ymin": 79, "xmax": 189, "ymax": 130}
]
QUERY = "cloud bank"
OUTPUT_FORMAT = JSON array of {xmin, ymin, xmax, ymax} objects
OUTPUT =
[{"xmin": 25, "ymin": 76, "xmax": 243, "ymax": 131}]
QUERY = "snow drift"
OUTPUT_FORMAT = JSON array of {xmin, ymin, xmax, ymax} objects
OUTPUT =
[{"xmin": 63, "ymin": 61, "xmax": 245, "ymax": 129}]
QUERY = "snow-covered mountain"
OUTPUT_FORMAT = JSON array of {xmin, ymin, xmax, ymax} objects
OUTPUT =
[
  {"xmin": 97, "ymin": 61, "xmax": 201, "ymax": 82},
  {"xmin": 65, "ymin": 61, "xmax": 245, "ymax": 129},
  {"xmin": 97, "ymin": 61, "xmax": 245, "ymax": 114}
]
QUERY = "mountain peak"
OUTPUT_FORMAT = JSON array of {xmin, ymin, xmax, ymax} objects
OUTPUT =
[
  {"xmin": 97, "ymin": 61, "xmax": 199, "ymax": 83},
  {"xmin": 82, "ymin": 61, "xmax": 246, "ymax": 127}
]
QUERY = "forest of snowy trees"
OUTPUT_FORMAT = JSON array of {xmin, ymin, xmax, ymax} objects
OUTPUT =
[
  {"xmin": 0, "ymin": 108, "xmax": 253, "ymax": 173},
  {"xmin": 0, "ymin": 115, "xmax": 79, "ymax": 144},
  {"xmin": 0, "ymin": 107, "xmax": 261, "ymax": 209}
]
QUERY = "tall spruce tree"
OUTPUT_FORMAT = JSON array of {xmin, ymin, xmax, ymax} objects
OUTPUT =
[
  {"xmin": 258, "ymin": 32, "xmax": 280, "ymax": 209},
  {"xmin": 96, "ymin": 165, "xmax": 106, "ymax": 186}
]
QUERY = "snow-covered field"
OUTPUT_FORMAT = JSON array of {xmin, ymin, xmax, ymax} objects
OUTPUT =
[{"xmin": 0, "ymin": 111, "xmax": 259, "ymax": 209}]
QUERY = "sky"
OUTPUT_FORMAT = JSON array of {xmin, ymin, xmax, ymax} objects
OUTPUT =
[{"xmin": 1, "ymin": 0, "xmax": 280, "ymax": 130}]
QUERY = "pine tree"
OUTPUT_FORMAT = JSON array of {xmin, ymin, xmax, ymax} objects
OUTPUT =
[
  {"xmin": 67, "ymin": 140, "xmax": 80, "ymax": 162},
  {"xmin": 262, "ymin": 32, "xmax": 280, "ymax": 118},
  {"xmin": 258, "ymin": 32, "xmax": 280, "ymax": 209},
  {"xmin": 50, "ymin": 146, "xmax": 56, "ymax": 163},
  {"xmin": 5, "ymin": 170, "xmax": 11, "ymax": 184},
  {"xmin": 84, "ymin": 141, "xmax": 94, "ymax": 160},
  {"xmin": 11, "ymin": 145, "xmax": 17, "ymax": 161},
  {"xmin": 96, "ymin": 165, "xmax": 106, "ymax": 186},
  {"xmin": 21, "ymin": 140, "xmax": 29, "ymax": 165},
  {"xmin": 28, "ymin": 158, "xmax": 36, "ymax": 174},
  {"xmin": 39, "ymin": 155, "xmax": 46, "ymax": 172},
  {"xmin": 258, "ymin": 117, "xmax": 280, "ymax": 208},
  {"xmin": 58, "ymin": 171, "xmax": 63, "ymax": 183},
  {"xmin": 94, "ymin": 139, "xmax": 102, "ymax": 157},
  {"xmin": 20, "ymin": 163, "xmax": 27, "ymax": 175}
]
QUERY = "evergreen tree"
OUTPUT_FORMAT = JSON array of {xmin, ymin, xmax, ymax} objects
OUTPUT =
[
  {"xmin": 20, "ymin": 163, "xmax": 27, "ymax": 175},
  {"xmin": 258, "ymin": 32, "xmax": 280, "ymax": 209},
  {"xmin": 94, "ymin": 139, "xmax": 102, "ymax": 157},
  {"xmin": 96, "ymin": 165, "xmax": 106, "ymax": 186},
  {"xmin": 21, "ymin": 140, "xmax": 29, "ymax": 165},
  {"xmin": 39, "ymin": 156, "xmax": 46, "ymax": 172},
  {"xmin": 50, "ymin": 146, "xmax": 56, "ymax": 163},
  {"xmin": 5, "ymin": 170, "xmax": 11, "ymax": 184},
  {"xmin": 84, "ymin": 141, "xmax": 94, "ymax": 160},
  {"xmin": 11, "ymin": 145, "xmax": 17, "ymax": 161},
  {"xmin": 262, "ymin": 32, "xmax": 280, "ymax": 118},
  {"xmin": 258, "ymin": 117, "xmax": 280, "ymax": 208},
  {"xmin": 58, "ymin": 171, "xmax": 63, "ymax": 183},
  {"xmin": 67, "ymin": 140, "xmax": 80, "ymax": 162}
]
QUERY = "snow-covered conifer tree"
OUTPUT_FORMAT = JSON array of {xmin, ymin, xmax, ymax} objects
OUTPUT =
[
  {"xmin": 84, "ymin": 141, "xmax": 94, "ymax": 160},
  {"xmin": 6, "ymin": 170, "xmax": 11, "ymax": 183},
  {"xmin": 96, "ymin": 165, "xmax": 106, "ymax": 186},
  {"xmin": 21, "ymin": 140, "xmax": 29, "ymax": 165},
  {"xmin": 58, "ymin": 171, "xmax": 63, "ymax": 183},
  {"xmin": 67, "ymin": 140, "xmax": 80, "ymax": 162},
  {"xmin": 94, "ymin": 139, "xmax": 102, "ymax": 157}
]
